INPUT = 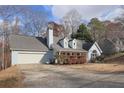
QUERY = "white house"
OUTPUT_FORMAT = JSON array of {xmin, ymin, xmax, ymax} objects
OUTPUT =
[{"xmin": 9, "ymin": 26, "xmax": 102, "ymax": 65}]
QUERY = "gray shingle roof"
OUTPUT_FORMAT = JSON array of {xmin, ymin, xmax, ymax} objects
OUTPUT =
[
  {"xmin": 52, "ymin": 37, "xmax": 87, "ymax": 52},
  {"xmin": 9, "ymin": 35, "xmax": 87, "ymax": 53},
  {"xmin": 83, "ymin": 42, "xmax": 94, "ymax": 51},
  {"xmin": 9, "ymin": 34, "xmax": 48, "ymax": 51},
  {"xmin": 76, "ymin": 40, "xmax": 84, "ymax": 50}
]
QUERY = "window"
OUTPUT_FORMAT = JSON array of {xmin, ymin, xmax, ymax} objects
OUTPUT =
[
  {"xmin": 65, "ymin": 42, "xmax": 67, "ymax": 45},
  {"xmin": 77, "ymin": 53, "xmax": 80, "ymax": 56},
  {"xmin": 78, "ymin": 56, "xmax": 80, "ymax": 59},
  {"xmin": 63, "ymin": 53, "xmax": 65, "ymax": 55},
  {"xmin": 91, "ymin": 50, "xmax": 97, "ymax": 60},
  {"xmin": 67, "ymin": 53, "xmax": 70, "ymax": 55},
  {"xmin": 64, "ymin": 41, "xmax": 68, "ymax": 48}
]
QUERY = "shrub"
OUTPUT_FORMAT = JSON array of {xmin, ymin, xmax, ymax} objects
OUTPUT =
[
  {"xmin": 96, "ymin": 55, "xmax": 105, "ymax": 62},
  {"xmin": 90, "ymin": 59, "xmax": 96, "ymax": 63}
]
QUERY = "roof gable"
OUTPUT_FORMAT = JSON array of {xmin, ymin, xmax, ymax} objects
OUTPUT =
[
  {"xmin": 9, "ymin": 34, "xmax": 48, "ymax": 51},
  {"xmin": 83, "ymin": 42, "xmax": 94, "ymax": 51},
  {"xmin": 83, "ymin": 41, "xmax": 102, "ymax": 53}
]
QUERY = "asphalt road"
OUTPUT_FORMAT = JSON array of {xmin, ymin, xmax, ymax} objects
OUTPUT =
[{"xmin": 19, "ymin": 64, "xmax": 124, "ymax": 88}]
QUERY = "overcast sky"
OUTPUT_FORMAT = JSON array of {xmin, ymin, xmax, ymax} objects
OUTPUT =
[{"xmin": 43, "ymin": 5, "xmax": 124, "ymax": 23}]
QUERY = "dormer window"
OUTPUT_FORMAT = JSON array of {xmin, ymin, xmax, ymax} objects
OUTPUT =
[
  {"xmin": 72, "ymin": 39, "xmax": 77, "ymax": 49},
  {"xmin": 65, "ymin": 42, "xmax": 67, "ymax": 46},
  {"xmin": 68, "ymin": 39, "xmax": 77, "ymax": 49},
  {"xmin": 63, "ymin": 37, "xmax": 68, "ymax": 48}
]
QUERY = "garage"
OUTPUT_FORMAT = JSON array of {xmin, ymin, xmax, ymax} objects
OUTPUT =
[
  {"xmin": 11, "ymin": 51, "xmax": 53, "ymax": 65},
  {"xmin": 9, "ymin": 35, "xmax": 50, "ymax": 65}
]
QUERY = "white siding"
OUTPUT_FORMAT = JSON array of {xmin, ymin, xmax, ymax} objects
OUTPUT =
[
  {"xmin": 87, "ymin": 43, "xmax": 102, "ymax": 61},
  {"xmin": 11, "ymin": 51, "xmax": 18, "ymax": 65},
  {"xmin": 72, "ymin": 39, "xmax": 77, "ymax": 49},
  {"xmin": 47, "ymin": 28, "xmax": 53, "ymax": 49},
  {"xmin": 69, "ymin": 39, "xmax": 77, "ymax": 49},
  {"xmin": 11, "ymin": 51, "xmax": 53, "ymax": 65},
  {"xmin": 63, "ymin": 38, "xmax": 69, "ymax": 48}
]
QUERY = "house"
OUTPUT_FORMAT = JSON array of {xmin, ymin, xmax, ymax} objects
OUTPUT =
[{"xmin": 9, "ymin": 26, "xmax": 102, "ymax": 65}]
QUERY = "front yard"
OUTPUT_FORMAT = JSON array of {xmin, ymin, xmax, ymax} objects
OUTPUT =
[
  {"xmin": 68, "ymin": 63, "xmax": 124, "ymax": 73},
  {"xmin": 0, "ymin": 65, "xmax": 22, "ymax": 88},
  {"xmin": 0, "ymin": 61, "xmax": 124, "ymax": 88},
  {"xmin": 20, "ymin": 63, "xmax": 124, "ymax": 88}
]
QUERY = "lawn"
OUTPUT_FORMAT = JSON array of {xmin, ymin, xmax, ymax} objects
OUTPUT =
[{"xmin": 0, "ymin": 65, "xmax": 22, "ymax": 88}]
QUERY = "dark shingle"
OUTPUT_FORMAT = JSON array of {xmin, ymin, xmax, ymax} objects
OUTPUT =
[{"xmin": 83, "ymin": 42, "xmax": 94, "ymax": 51}]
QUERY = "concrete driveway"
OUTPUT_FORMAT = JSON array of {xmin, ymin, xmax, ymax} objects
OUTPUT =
[{"xmin": 18, "ymin": 64, "xmax": 124, "ymax": 88}]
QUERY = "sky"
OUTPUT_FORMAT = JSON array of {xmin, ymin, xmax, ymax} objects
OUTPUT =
[
  {"xmin": 37, "ymin": 5, "xmax": 124, "ymax": 23},
  {"xmin": 0, "ymin": 5, "xmax": 123, "ymax": 25}
]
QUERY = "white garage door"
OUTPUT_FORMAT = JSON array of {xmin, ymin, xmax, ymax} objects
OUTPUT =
[
  {"xmin": 11, "ymin": 51, "xmax": 53, "ymax": 65},
  {"xmin": 17, "ymin": 52, "xmax": 48, "ymax": 64}
]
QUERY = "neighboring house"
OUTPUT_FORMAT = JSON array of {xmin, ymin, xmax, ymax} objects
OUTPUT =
[
  {"xmin": 9, "ymin": 26, "xmax": 102, "ymax": 65},
  {"xmin": 83, "ymin": 42, "xmax": 102, "ymax": 61}
]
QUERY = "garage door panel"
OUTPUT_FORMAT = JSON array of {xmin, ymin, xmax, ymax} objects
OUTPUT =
[{"xmin": 17, "ymin": 52, "xmax": 46, "ymax": 64}]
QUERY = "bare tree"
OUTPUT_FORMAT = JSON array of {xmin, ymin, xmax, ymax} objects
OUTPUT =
[
  {"xmin": 0, "ymin": 6, "xmax": 48, "ymax": 36},
  {"xmin": 31, "ymin": 11, "xmax": 48, "ymax": 36},
  {"xmin": 11, "ymin": 17, "xmax": 20, "ymax": 35},
  {"xmin": 0, "ymin": 6, "xmax": 49, "ymax": 69},
  {"xmin": 61, "ymin": 9, "xmax": 82, "ymax": 36},
  {"xmin": 0, "ymin": 20, "xmax": 11, "ymax": 69},
  {"xmin": 0, "ymin": 6, "xmax": 23, "ymax": 20},
  {"xmin": 20, "ymin": 7, "xmax": 48, "ymax": 36}
]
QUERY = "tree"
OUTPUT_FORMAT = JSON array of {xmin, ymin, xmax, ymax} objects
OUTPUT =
[
  {"xmin": 0, "ymin": 6, "xmax": 49, "ymax": 69},
  {"xmin": 0, "ymin": 6, "xmax": 24, "ymax": 35},
  {"xmin": 0, "ymin": 6, "xmax": 49, "ymax": 36},
  {"xmin": 71, "ymin": 24, "xmax": 93, "ymax": 42},
  {"xmin": 88, "ymin": 18, "xmax": 106, "ymax": 41},
  {"xmin": 1, "ymin": 20, "xmax": 11, "ymax": 69},
  {"xmin": 0, "ymin": 6, "xmax": 24, "ymax": 20},
  {"xmin": 20, "ymin": 7, "xmax": 48, "ymax": 36},
  {"xmin": 62, "ymin": 9, "xmax": 82, "ymax": 36},
  {"xmin": 115, "ymin": 13, "xmax": 124, "ymax": 30},
  {"xmin": 12, "ymin": 17, "xmax": 20, "ymax": 35}
]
